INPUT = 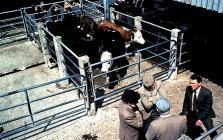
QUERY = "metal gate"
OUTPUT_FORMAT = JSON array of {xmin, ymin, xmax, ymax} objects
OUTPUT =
[
  {"xmin": 0, "ymin": 75, "xmax": 89, "ymax": 139},
  {"xmin": 83, "ymin": 7, "xmax": 182, "ymax": 108},
  {"xmin": 20, "ymin": 0, "xmax": 185, "ymax": 110},
  {"xmin": 0, "ymin": 0, "xmax": 188, "ymax": 138}
]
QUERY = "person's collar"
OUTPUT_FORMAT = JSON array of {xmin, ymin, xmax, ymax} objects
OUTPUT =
[
  {"xmin": 143, "ymin": 83, "xmax": 155, "ymax": 91},
  {"xmin": 160, "ymin": 112, "xmax": 171, "ymax": 118},
  {"xmin": 143, "ymin": 84, "xmax": 151, "ymax": 91},
  {"xmin": 196, "ymin": 86, "xmax": 201, "ymax": 93}
]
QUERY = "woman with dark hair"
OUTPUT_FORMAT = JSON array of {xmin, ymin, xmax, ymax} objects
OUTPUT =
[{"xmin": 118, "ymin": 90, "xmax": 143, "ymax": 140}]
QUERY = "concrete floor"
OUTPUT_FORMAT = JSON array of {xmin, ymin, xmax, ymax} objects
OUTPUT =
[
  {"xmin": 0, "ymin": 41, "xmax": 44, "ymax": 76},
  {"xmin": 0, "ymin": 41, "xmax": 87, "ymax": 140}
]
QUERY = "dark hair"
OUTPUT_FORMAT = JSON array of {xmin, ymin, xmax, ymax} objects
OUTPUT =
[
  {"xmin": 121, "ymin": 90, "xmax": 140, "ymax": 104},
  {"xmin": 190, "ymin": 74, "xmax": 202, "ymax": 83}
]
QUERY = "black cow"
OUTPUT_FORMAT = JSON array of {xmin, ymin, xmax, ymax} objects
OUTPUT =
[
  {"xmin": 100, "ymin": 29, "xmax": 128, "ymax": 89},
  {"xmin": 45, "ymin": 14, "xmax": 129, "ymax": 89},
  {"xmin": 45, "ymin": 14, "xmax": 101, "ymax": 64}
]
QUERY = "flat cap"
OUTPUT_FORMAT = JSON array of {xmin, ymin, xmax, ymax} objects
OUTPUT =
[{"xmin": 143, "ymin": 74, "xmax": 155, "ymax": 87}]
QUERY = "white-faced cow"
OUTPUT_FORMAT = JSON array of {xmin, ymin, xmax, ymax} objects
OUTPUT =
[
  {"xmin": 100, "ymin": 29, "xmax": 128, "ymax": 89},
  {"xmin": 45, "ymin": 14, "xmax": 144, "ymax": 88},
  {"xmin": 97, "ymin": 20, "xmax": 145, "ymax": 48}
]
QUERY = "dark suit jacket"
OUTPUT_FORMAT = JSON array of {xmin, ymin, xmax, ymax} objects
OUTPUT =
[{"xmin": 181, "ymin": 86, "xmax": 216, "ymax": 122}]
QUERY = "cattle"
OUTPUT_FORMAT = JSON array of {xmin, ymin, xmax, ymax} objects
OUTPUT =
[
  {"xmin": 97, "ymin": 20, "xmax": 145, "ymax": 48},
  {"xmin": 71, "ymin": 16, "xmax": 146, "ymax": 48},
  {"xmin": 100, "ymin": 29, "xmax": 128, "ymax": 89},
  {"xmin": 45, "ymin": 14, "xmax": 143, "ymax": 89},
  {"xmin": 77, "ymin": 17, "xmax": 131, "ymax": 88},
  {"xmin": 45, "ymin": 14, "xmax": 102, "ymax": 67}
]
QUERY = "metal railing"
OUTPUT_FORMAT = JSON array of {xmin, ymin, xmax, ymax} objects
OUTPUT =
[
  {"xmin": 0, "ymin": 1, "xmax": 185, "ymax": 138},
  {"xmin": 195, "ymin": 121, "xmax": 223, "ymax": 140},
  {"xmin": 0, "ymin": 75, "xmax": 89, "ymax": 139},
  {"xmin": 0, "ymin": 9, "xmax": 27, "ymax": 46}
]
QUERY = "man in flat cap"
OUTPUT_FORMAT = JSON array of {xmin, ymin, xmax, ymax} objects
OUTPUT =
[
  {"xmin": 137, "ymin": 74, "xmax": 165, "ymax": 139},
  {"xmin": 145, "ymin": 96, "xmax": 187, "ymax": 140}
]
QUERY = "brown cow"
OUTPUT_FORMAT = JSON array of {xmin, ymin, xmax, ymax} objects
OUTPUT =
[{"xmin": 97, "ymin": 20, "xmax": 145, "ymax": 48}]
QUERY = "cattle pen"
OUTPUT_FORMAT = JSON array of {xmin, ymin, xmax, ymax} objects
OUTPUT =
[{"xmin": 1, "ymin": 0, "xmax": 222, "ymax": 139}]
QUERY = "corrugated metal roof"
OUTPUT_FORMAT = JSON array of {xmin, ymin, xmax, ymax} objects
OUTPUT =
[{"xmin": 173, "ymin": 0, "xmax": 223, "ymax": 13}]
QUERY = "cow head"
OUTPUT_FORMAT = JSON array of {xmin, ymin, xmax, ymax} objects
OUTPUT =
[
  {"xmin": 100, "ymin": 51, "xmax": 113, "ymax": 72},
  {"xmin": 77, "ymin": 24, "xmax": 95, "ymax": 41},
  {"xmin": 45, "ymin": 21, "xmax": 63, "ymax": 36},
  {"xmin": 131, "ymin": 28, "xmax": 145, "ymax": 45}
]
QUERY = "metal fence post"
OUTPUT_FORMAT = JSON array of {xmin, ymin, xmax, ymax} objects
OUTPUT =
[
  {"xmin": 78, "ymin": 55, "xmax": 90, "ymax": 77},
  {"xmin": 109, "ymin": 7, "xmax": 115, "ymax": 23},
  {"xmin": 103, "ymin": 0, "xmax": 110, "ymax": 20},
  {"xmin": 135, "ymin": 52, "xmax": 142, "ymax": 84},
  {"xmin": 134, "ymin": 16, "xmax": 142, "ymax": 83},
  {"xmin": 53, "ymin": 36, "xmax": 69, "ymax": 85},
  {"xmin": 20, "ymin": 8, "xmax": 29, "ymax": 39},
  {"xmin": 168, "ymin": 28, "xmax": 181, "ymax": 80},
  {"xmin": 134, "ymin": 16, "xmax": 142, "ymax": 30},
  {"xmin": 24, "ymin": 90, "xmax": 34, "ymax": 126},
  {"xmin": 37, "ymin": 23, "xmax": 54, "ymax": 68},
  {"xmin": 78, "ymin": 56, "xmax": 95, "ymax": 115}
]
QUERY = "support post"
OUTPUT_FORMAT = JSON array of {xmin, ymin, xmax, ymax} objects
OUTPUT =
[
  {"xmin": 78, "ymin": 55, "xmax": 90, "ymax": 77},
  {"xmin": 135, "ymin": 52, "xmax": 142, "ymax": 85},
  {"xmin": 109, "ymin": 7, "xmax": 115, "ymax": 23},
  {"xmin": 78, "ymin": 56, "xmax": 96, "ymax": 115},
  {"xmin": 168, "ymin": 28, "xmax": 181, "ymax": 80},
  {"xmin": 37, "ymin": 23, "xmax": 54, "ymax": 68},
  {"xmin": 134, "ymin": 16, "xmax": 142, "ymax": 30},
  {"xmin": 103, "ymin": 0, "xmax": 110, "ymax": 20},
  {"xmin": 134, "ymin": 16, "xmax": 142, "ymax": 85},
  {"xmin": 54, "ymin": 36, "xmax": 69, "ymax": 85}
]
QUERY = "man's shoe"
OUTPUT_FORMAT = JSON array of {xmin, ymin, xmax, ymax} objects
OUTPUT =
[{"xmin": 0, "ymin": 127, "xmax": 4, "ymax": 134}]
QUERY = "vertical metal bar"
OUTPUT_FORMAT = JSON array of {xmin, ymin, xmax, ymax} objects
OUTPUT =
[
  {"xmin": 168, "ymin": 28, "xmax": 181, "ymax": 80},
  {"xmin": 103, "ymin": 0, "xmax": 110, "ymax": 20},
  {"xmin": 78, "ymin": 56, "xmax": 95, "ymax": 116},
  {"xmin": 20, "ymin": 8, "xmax": 29, "ymax": 39},
  {"xmin": 216, "ymin": 0, "xmax": 221, "ymax": 12},
  {"xmin": 38, "ymin": 23, "xmax": 54, "ymax": 68},
  {"xmin": 206, "ymin": 0, "xmax": 209, "ymax": 9},
  {"xmin": 24, "ymin": 90, "xmax": 34, "ymax": 126},
  {"xmin": 135, "ymin": 52, "xmax": 142, "ymax": 84},
  {"xmin": 134, "ymin": 16, "xmax": 142, "ymax": 30},
  {"xmin": 78, "ymin": 56, "xmax": 93, "ymax": 112},
  {"xmin": 211, "ymin": 0, "xmax": 215, "ymax": 10},
  {"xmin": 80, "ymin": 0, "xmax": 84, "ymax": 15},
  {"xmin": 53, "ymin": 36, "xmax": 68, "ymax": 85},
  {"xmin": 178, "ymin": 32, "xmax": 184, "ymax": 65},
  {"xmin": 109, "ymin": 7, "xmax": 115, "ymax": 22}
]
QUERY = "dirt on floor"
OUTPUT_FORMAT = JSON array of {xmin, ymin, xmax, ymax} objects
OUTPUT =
[{"xmin": 36, "ymin": 69, "xmax": 223, "ymax": 140}]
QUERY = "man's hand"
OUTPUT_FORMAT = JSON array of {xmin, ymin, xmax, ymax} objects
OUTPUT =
[
  {"xmin": 132, "ymin": 106, "xmax": 139, "ymax": 112},
  {"xmin": 195, "ymin": 120, "xmax": 203, "ymax": 126}
]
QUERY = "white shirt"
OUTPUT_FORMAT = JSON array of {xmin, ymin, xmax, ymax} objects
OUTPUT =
[{"xmin": 191, "ymin": 86, "xmax": 201, "ymax": 110}]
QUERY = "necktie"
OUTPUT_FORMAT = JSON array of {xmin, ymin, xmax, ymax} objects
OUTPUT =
[{"xmin": 193, "ymin": 91, "xmax": 197, "ymax": 111}]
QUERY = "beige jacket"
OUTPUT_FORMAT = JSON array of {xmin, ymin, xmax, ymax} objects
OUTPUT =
[
  {"xmin": 118, "ymin": 101, "xmax": 143, "ymax": 140},
  {"xmin": 145, "ymin": 115, "xmax": 187, "ymax": 140},
  {"xmin": 137, "ymin": 81, "xmax": 165, "ymax": 120}
]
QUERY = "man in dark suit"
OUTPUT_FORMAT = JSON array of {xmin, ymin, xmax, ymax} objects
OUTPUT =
[{"xmin": 180, "ymin": 74, "xmax": 217, "ymax": 139}]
